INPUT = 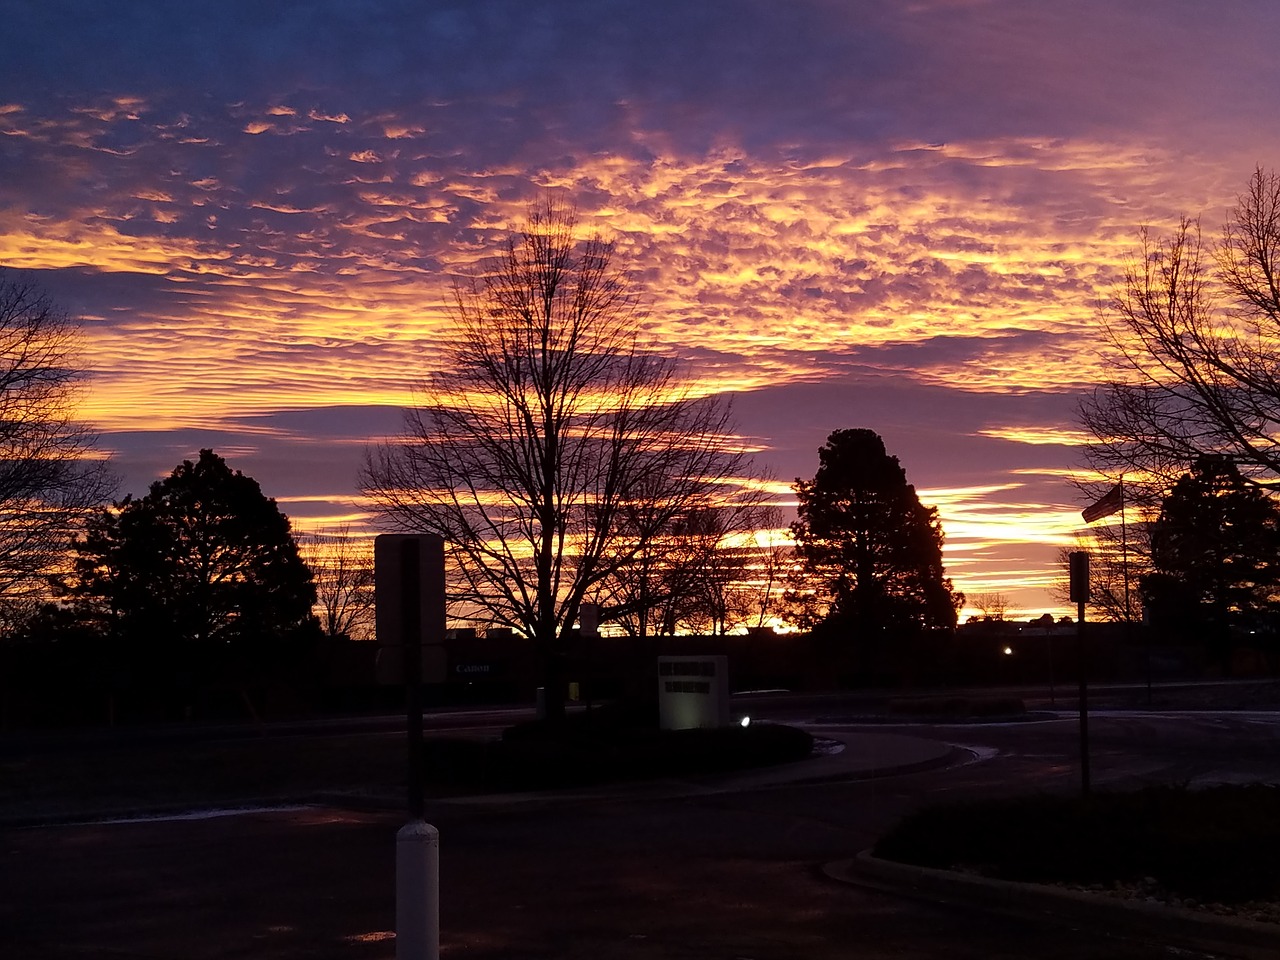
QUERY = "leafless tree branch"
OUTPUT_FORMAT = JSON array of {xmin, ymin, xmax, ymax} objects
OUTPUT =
[
  {"xmin": 0, "ymin": 272, "xmax": 113, "ymax": 614},
  {"xmin": 361, "ymin": 200, "xmax": 749, "ymax": 707},
  {"xmin": 1081, "ymin": 168, "xmax": 1280, "ymax": 503}
]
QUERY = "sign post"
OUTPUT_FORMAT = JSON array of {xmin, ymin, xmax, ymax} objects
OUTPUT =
[
  {"xmin": 1068, "ymin": 550, "xmax": 1091, "ymax": 798},
  {"xmin": 375, "ymin": 534, "xmax": 445, "ymax": 960}
]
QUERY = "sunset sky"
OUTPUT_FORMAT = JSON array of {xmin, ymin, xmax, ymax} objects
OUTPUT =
[{"xmin": 4, "ymin": 1, "xmax": 1280, "ymax": 621}]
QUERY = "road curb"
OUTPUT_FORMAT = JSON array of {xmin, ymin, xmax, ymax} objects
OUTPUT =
[
  {"xmin": 752, "ymin": 742, "xmax": 969, "ymax": 787},
  {"xmin": 824, "ymin": 851, "xmax": 1280, "ymax": 960}
]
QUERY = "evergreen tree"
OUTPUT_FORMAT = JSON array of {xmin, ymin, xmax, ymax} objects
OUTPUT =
[
  {"xmin": 67, "ymin": 450, "xmax": 317, "ymax": 651},
  {"xmin": 1142, "ymin": 455, "xmax": 1280, "ymax": 670},
  {"xmin": 789, "ymin": 429, "xmax": 960, "ymax": 643}
]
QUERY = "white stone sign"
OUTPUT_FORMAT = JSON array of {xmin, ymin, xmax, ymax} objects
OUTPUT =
[{"xmin": 657, "ymin": 655, "xmax": 730, "ymax": 730}]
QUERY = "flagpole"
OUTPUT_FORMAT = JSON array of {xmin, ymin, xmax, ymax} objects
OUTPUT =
[
  {"xmin": 1081, "ymin": 477, "xmax": 1144, "ymax": 701},
  {"xmin": 1117, "ymin": 476, "xmax": 1151, "ymax": 705},
  {"xmin": 1120, "ymin": 476, "xmax": 1130, "ymax": 622}
]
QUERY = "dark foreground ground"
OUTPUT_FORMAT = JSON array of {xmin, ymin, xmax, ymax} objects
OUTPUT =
[
  {"xmin": 3, "ymin": 785, "xmax": 1228, "ymax": 960},
  {"xmin": 3, "ymin": 680, "xmax": 1280, "ymax": 959}
]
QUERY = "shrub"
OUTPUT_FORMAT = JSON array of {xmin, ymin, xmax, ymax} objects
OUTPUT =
[
  {"xmin": 873, "ymin": 784, "xmax": 1280, "ymax": 904},
  {"xmin": 423, "ymin": 708, "xmax": 813, "ymax": 792}
]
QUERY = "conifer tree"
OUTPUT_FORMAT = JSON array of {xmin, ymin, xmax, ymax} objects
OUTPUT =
[
  {"xmin": 789, "ymin": 429, "xmax": 960, "ymax": 641},
  {"xmin": 1143, "ymin": 455, "xmax": 1280, "ymax": 670}
]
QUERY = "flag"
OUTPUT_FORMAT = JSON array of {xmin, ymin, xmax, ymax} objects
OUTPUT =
[{"xmin": 1082, "ymin": 483, "xmax": 1124, "ymax": 523}]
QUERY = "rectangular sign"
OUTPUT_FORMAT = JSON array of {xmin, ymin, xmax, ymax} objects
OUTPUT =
[
  {"xmin": 1068, "ymin": 551, "xmax": 1090, "ymax": 605},
  {"xmin": 374, "ymin": 534, "xmax": 447, "ymax": 685},
  {"xmin": 657, "ymin": 655, "xmax": 730, "ymax": 730}
]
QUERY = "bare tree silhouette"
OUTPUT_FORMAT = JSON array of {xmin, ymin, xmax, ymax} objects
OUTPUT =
[
  {"xmin": 1081, "ymin": 168, "xmax": 1280, "ymax": 503},
  {"xmin": 0, "ymin": 273, "xmax": 112, "ymax": 621},
  {"xmin": 363, "ymin": 200, "xmax": 748, "ymax": 717},
  {"xmin": 301, "ymin": 525, "xmax": 375, "ymax": 640}
]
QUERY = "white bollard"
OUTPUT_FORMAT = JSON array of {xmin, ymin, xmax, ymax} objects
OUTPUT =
[{"xmin": 396, "ymin": 819, "xmax": 439, "ymax": 960}]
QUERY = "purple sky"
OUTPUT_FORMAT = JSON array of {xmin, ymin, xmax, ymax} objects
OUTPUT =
[{"xmin": 4, "ymin": 0, "xmax": 1279, "ymax": 619}]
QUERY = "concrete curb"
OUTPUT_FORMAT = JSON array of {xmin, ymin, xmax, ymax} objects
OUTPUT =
[{"xmin": 825, "ymin": 851, "xmax": 1280, "ymax": 960}]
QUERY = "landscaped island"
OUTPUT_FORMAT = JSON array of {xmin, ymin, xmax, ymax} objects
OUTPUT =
[{"xmin": 873, "ymin": 784, "xmax": 1280, "ymax": 922}]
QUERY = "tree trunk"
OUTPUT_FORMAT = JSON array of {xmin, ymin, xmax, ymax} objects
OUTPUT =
[{"xmin": 541, "ymin": 647, "xmax": 567, "ymax": 721}]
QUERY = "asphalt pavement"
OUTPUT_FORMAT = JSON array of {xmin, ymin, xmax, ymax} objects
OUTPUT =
[
  {"xmin": 349, "ymin": 725, "xmax": 1279, "ymax": 960},
  {"xmin": 5, "ymin": 722, "xmax": 1278, "ymax": 959}
]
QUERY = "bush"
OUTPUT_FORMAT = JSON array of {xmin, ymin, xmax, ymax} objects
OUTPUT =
[
  {"xmin": 872, "ymin": 784, "xmax": 1280, "ymax": 904},
  {"xmin": 422, "ymin": 705, "xmax": 814, "ymax": 792},
  {"xmin": 502, "ymin": 696, "xmax": 660, "ymax": 744}
]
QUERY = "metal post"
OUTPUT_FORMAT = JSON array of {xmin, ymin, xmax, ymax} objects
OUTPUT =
[
  {"xmin": 1069, "ymin": 550, "xmax": 1091, "ymax": 798},
  {"xmin": 1120, "ymin": 477, "xmax": 1130, "ymax": 623},
  {"xmin": 376, "ymin": 533, "xmax": 444, "ymax": 960},
  {"xmin": 1077, "ymin": 596, "xmax": 1090, "ymax": 798},
  {"xmin": 401, "ymin": 538, "xmax": 424, "ymax": 821},
  {"xmin": 1047, "ymin": 630, "xmax": 1055, "ymax": 707},
  {"xmin": 396, "ymin": 820, "xmax": 439, "ymax": 960}
]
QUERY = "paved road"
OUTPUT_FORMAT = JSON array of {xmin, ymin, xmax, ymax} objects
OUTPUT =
[{"xmin": 7, "ymin": 698, "xmax": 1280, "ymax": 959}]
